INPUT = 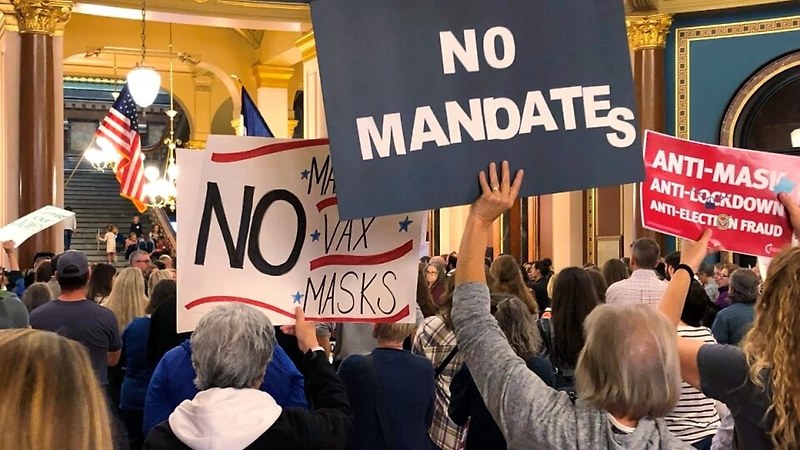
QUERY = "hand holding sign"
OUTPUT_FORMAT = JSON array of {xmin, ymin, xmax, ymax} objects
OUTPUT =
[
  {"xmin": 679, "ymin": 230, "xmax": 715, "ymax": 272},
  {"xmin": 779, "ymin": 193, "xmax": 800, "ymax": 241},
  {"xmin": 280, "ymin": 307, "xmax": 320, "ymax": 354}
]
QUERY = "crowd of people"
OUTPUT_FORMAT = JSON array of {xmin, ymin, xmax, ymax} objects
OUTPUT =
[
  {"xmin": 1, "ymin": 161, "xmax": 798, "ymax": 450},
  {"xmin": 98, "ymin": 215, "xmax": 173, "ymax": 264}
]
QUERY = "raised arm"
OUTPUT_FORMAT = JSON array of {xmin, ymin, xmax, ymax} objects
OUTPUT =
[
  {"xmin": 658, "ymin": 230, "xmax": 712, "ymax": 327},
  {"xmin": 452, "ymin": 163, "xmax": 575, "ymax": 447},
  {"xmin": 3, "ymin": 241, "xmax": 19, "ymax": 271}
]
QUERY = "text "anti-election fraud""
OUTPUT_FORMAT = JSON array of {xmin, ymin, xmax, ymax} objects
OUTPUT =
[{"xmin": 356, "ymin": 27, "xmax": 637, "ymax": 161}]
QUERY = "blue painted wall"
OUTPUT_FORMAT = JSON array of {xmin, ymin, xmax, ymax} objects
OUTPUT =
[
  {"xmin": 661, "ymin": 4, "xmax": 800, "ymax": 253},
  {"xmin": 665, "ymin": 4, "xmax": 800, "ymax": 142}
]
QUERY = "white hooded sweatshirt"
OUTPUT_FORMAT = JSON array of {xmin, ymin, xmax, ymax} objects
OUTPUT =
[{"xmin": 168, "ymin": 388, "xmax": 282, "ymax": 450}]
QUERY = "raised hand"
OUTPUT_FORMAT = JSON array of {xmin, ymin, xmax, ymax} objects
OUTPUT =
[
  {"xmin": 779, "ymin": 193, "xmax": 800, "ymax": 241},
  {"xmin": 679, "ymin": 229, "xmax": 714, "ymax": 271},
  {"xmin": 280, "ymin": 307, "xmax": 320, "ymax": 354},
  {"xmin": 470, "ymin": 161, "xmax": 524, "ymax": 225}
]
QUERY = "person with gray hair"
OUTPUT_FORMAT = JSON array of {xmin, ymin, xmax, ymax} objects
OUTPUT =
[
  {"xmin": 129, "ymin": 249, "xmax": 151, "ymax": 274},
  {"xmin": 143, "ymin": 304, "xmax": 353, "ymax": 450},
  {"xmin": 711, "ymin": 268, "xmax": 759, "ymax": 345},
  {"xmin": 449, "ymin": 162, "xmax": 692, "ymax": 449}
]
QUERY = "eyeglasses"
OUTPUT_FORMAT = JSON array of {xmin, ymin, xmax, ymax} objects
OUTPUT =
[
  {"xmin": 134, "ymin": 260, "xmax": 150, "ymax": 264},
  {"xmin": 425, "ymin": 270, "xmax": 438, "ymax": 275}
]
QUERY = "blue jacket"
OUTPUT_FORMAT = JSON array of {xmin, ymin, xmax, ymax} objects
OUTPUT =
[
  {"xmin": 120, "ymin": 317, "xmax": 154, "ymax": 411},
  {"xmin": 142, "ymin": 339, "xmax": 307, "ymax": 436}
]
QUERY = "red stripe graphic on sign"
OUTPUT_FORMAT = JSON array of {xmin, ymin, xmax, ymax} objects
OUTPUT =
[
  {"xmin": 184, "ymin": 297, "xmax": 410, "ymax": 322},
  {"xmin": 316, "ymin": 197, "xmax": 337, "ymax": 212},
  {"xmin": 212, "ymin": 138, "xmax": 330, "ymax": 163},
  {"xmin": 309, "ymin": 240, "xmax": 413, "ymax": 271}
]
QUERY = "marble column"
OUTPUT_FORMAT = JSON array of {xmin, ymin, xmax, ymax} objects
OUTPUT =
[
  {"xmin": 12, "ymin": 0, "xmax": 71, "ymax": 266},
  {"xmin": 252, "ymin": 63, "xmax": 294, "ymax": 139},
  {"xmin": 627, "ymin": 13, "xmax": 672, "ymax": 251}
]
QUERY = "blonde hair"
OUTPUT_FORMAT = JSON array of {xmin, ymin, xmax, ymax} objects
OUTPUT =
[
  {"xmin": 0, "ymin": 329, "xmax": 113, "ymax": 449},
  {"xmin": 147, "ymin": 269, "xmax": 174, "ymax": 296},
  {"xmin": 104, "ymin": 267, "xmax": 148, "ymax": 331},
  {"xmin": 742, "ymin": 246, "xmax": 800, "ymax": 448},
  {"xmin": 374, "ymin": 323, "xmax": 417, "ymax": 342},
  {"xmin": 575, "ymin": 304, "xmax": 681, "ymax": 419}
]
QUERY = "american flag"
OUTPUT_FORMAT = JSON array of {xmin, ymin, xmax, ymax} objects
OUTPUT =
[{"xmin": 96, "ymin": 84, "xmax": 147, "ymax": 213}]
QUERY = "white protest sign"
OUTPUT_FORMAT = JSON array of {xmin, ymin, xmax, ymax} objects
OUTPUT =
[
  {"xmin": 177, "ymin": 136, "xmax": 425, "ymax": 331},
  {"xmin": 0, "ymin": 206, "xmax": 75, "ymax": 247}
]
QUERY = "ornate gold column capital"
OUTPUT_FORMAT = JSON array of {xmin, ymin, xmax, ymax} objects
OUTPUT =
[
  {"xmin": 626, "ymin": 14, "xmax": 673, "ymax": 50},
  {"xmin": 295, "ymin": 31, "xmax": 316, "ymax": 62},
  {"xmin": 11, "ymin": 0, "xmax": 71, "ymax": 35},
  {"xmin": 252, "ymin": 64, "xmax": 294, "ymax": 89}
]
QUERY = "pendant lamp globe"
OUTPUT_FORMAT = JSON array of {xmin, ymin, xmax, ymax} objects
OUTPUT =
[
  {"xmin": 128, "ymin": 0, "xmax": 160, "ymax": 108},
  {"xmin": 127, "ymin": 65, "xmax": 161, "ymax": 108}
]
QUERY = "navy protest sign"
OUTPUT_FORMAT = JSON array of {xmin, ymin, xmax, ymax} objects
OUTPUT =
[
  {"xmin": 310, "ymin": 0, "xmax": 642, "ymax": 220},
  {"xmin": 176, "ymin": 137, "xmax": 424, "ymax": 331}
]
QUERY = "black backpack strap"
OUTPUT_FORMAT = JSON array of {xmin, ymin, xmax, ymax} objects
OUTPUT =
[
  {"xmin": 434, "ymin": 346, "xmax": 459, "ymax": 378},
  {"xmin": 364, "ymin": 353, "xmax": 394, "ymax": 450}
]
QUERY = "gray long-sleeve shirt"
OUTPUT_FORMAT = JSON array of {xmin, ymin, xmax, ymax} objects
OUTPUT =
[{"xmin": 451, "ymin": 282, "xmax": 692, "ymax": 450}]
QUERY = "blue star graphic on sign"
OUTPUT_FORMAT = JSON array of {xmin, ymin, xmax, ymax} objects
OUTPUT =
[
  {"xmin": 301, "ymin": 169, "xmax": 311, "ymax": 180},
  {"xmin": 398, "ymin": 216, "xmax": 413, "ymax": 232},
  {"xmin": 773, "ymin": 177, "xmax": 796, "ymax": 195},
  {"xmin": 291, "ymin": 291, "xmax": 303, "ymax": 304},
  {"xmin": 310, "ymin": 229, "xmax": 321, "ymax": 241}
]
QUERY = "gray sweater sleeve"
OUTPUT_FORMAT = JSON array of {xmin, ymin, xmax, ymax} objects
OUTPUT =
[{"xmin": 452, "ymin": 282, "xmax": 577, "ymax": 448}]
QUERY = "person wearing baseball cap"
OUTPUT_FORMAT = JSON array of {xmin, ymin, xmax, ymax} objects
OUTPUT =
[{"xmin": 30, "ymin": 250, "xmax": 122, "ymax": 387}]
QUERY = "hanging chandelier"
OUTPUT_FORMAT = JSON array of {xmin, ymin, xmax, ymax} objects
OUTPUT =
[
  {"xmin": 127, "ymin": 0, "xmax": 161, "ymax": 108},
  {"xmin": 143, "ymin": 23, "xmax": 179, "ymax": 210}
]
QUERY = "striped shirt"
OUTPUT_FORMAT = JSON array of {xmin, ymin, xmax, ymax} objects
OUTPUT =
[
  {"xmin": 665, "ymin": 326, "xmax": 720, "ymax": 443},
  {"xmin": 413, "ymin": 315, "xmax": 466, "ymax": 450}
]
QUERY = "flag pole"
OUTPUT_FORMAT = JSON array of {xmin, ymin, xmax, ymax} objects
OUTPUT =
[{"xmin": 65, "ymin": 140, "xmax": 91, "ymax": 188}]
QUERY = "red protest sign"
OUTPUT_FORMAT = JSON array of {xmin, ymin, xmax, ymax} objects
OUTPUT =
[{"xmin": 642, "ymin": 131, "xmax": 799, "ymax": 257}]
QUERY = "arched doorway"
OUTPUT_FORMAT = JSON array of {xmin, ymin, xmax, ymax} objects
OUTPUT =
[{"xmin": 720, "ymin": 50, "xmax": 800, "ymax": 266}]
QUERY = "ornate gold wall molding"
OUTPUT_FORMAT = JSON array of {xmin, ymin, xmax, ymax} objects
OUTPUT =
[
  {"xmin": 184, "ymin": 139, "xmax": 206, "ymax": 149},
  {"xmin": 584, "ymin": 189, "xmax": 598, "ymax": 264},
  {"xmin": 625, "ymin": 0, "xmax": 658, "ymax": 13},
  {"xmin": 11, "ymin": 0, "xmax": 71, "ymax": 35},
  {"xmin": 674, "ymin": 15, "xmax": 800, "ymax": 139},
  {"xmin": 658, "ymin": 0, "xmax": 791, "ymax": 14},
  {"xmin": 295, "ymin": 31, "xmax": 315, "ymax": 62},
  {"xmin": 253, "ymin": 63, "xmax": 294, "ymax": 89},
  {"xmin": 233, "ymin": 28, "xmax": 264, "ymax": 49},
  {"xmin": 627, "ymin": 14, "xmax": 673, "ymax": 50}
]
